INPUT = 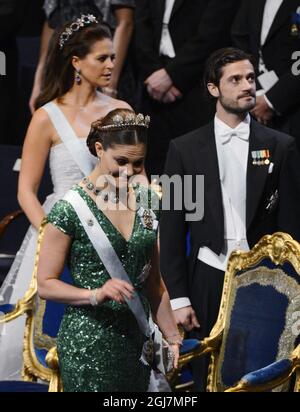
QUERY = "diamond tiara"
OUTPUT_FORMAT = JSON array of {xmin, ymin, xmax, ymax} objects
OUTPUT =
[
  {"xmin": 93, "ymin": 113, "xmax": 151, "ymax": 131},
  {"xmin": 59, "ymin": 14, "xmax": 98, "ymax": 49}
]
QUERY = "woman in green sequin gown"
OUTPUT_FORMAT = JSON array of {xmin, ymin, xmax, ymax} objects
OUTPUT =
[{"xmin": 37, "ymin": 109, "xmax": 180, "ymax": 392}]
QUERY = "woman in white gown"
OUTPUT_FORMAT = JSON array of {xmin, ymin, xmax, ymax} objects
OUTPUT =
[{"xmin": 0, "ymin": 14, "xmax": 131, "ymax": 380}]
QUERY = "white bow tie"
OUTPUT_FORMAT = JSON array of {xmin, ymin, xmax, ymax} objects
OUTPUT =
[{"xmin": 219, "ymin": 123, "xmax": 249, "ymax": 144}]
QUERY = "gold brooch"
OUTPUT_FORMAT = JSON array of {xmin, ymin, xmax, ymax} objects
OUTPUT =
[
  {"xmin": 138, "ymin": 207, "xmax": 158, "ymax": 231},
  {"xmin": 143, "ymin": 210, "xmax": 153, "ymax": 230}
]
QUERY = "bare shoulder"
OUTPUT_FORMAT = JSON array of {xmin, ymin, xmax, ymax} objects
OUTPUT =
[
  {"xmin": 30, "ymin": 106, "xmax": 56, "ymax": 135},
  {"xmin": 96, "ymin": 93, "xmax": 132, "ymax": 110},
  {"xmin": 24, "ymin": 107, "xmax": 54, "ymax": 146},
  {"xmin": 109, "ymin": 97, "xmax": 132, "ymax": 110},
  {"xmin": 31, "ymin": 106, "xmax": 52, "ymax": 126}
]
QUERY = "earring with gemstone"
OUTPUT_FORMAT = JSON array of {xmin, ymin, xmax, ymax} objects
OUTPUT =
[{"xmin": 75, "ymin": 69, "xmax": 81, "ymax": 85}]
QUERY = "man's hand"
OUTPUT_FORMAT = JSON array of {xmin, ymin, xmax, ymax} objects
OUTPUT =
[
  {"xmin": 173, "ymin": 306, "xmax": 200, "ymax": 332},
  {"xmin": 251, "ymin": 95, "xmax": 274, "ymax": 125},
  {"xmin": 162, "ymin": 86, "xmax": 183, "ymax": 104},
  {"xmin": 145, "ymin": 68, "xmax": 173, "ymax": 101}
]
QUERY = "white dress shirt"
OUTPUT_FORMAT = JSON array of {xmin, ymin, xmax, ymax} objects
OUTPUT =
[
  {"xmin": 171, "ymin": 115, "xmax": 251, "ymax": 311},
  {"xmin": 261, "ymin": 0, "xmax": 284, "ymax": 46},
  {"xmin": 258, "ymin": 0, "xmax": 283, "ymax": 111},
  {"xmin": 159, "ymin": 0, "xmax": 176, "ymax": 58}
]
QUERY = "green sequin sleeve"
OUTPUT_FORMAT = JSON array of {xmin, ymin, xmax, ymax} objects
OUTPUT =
[{"xmin": 47, "ymin": 199, "xmax": 77, "ymax": 237}]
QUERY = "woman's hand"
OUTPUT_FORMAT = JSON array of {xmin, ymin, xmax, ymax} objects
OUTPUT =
[
  {"xmin": 97, "ymin": 279, "xmax": 134, "ymax": 304},
  {"xmin": 164, "ymin": 331, "xmax": 183, "ymax": 370}
]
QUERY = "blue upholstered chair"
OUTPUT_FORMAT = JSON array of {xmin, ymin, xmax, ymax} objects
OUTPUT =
[
  {"xmin": 0, "ymin": 220, "xmax": 68, "ymax": 391},
  {"xmin": 172, "ymin": 232, "xmax": 300, "ymax": 392},
  {"xmin": 0, "ymin": 146, "xmax": 60, "ymax": 390}
]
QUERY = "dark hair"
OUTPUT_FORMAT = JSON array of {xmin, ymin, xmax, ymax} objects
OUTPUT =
[
  {"xmin": 203, "ymin": 47, "xmax": 256, "ymax": 90},
  {"xmin": 35, "ymin": 20, "xmax": 112, "ymax": 109},
  {"xmin": 87, "ymin": 109, "xmax": 148, "ymax": 156}
]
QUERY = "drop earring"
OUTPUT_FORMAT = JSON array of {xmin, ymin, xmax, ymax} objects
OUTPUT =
[{"xmin": 75, "ymin": 69, "xmax": 81, "ymax": 84}]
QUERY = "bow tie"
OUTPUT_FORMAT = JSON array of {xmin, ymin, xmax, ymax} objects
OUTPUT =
[{"xmin": 219, "ymin": 123, "xmax": 249, "ymax": 144}]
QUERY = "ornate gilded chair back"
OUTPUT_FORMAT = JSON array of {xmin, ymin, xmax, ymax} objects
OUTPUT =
[
  {"xmin": 207, "ymin": 232, "xmax": 300, "ymax": 392},
  {"xmin": 33, "ymin": 268, "xmax": 71, "ymax": 363},
  {"xmin": 21, "ymin": 219, "xmax": 67, "ymax": 391}
]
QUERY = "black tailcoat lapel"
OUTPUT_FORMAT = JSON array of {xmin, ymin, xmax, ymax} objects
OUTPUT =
[
  {"xmin": 250, "ymin": 0, "xmax": 267, "ymax": 49},
  {"xmin": 196, "ymin": 122, "xmax": 224, "ymax": 238},
  {"xmin": 246, "ymin": 120, "xmax": 275, "ymax": 229},
  {"xmin": 154, "ymin": 0, "xmax": 166, "ymax": 25},
  {"xmin": 171, "ymin": 0, "xmax": 185, "ymax": 18}
]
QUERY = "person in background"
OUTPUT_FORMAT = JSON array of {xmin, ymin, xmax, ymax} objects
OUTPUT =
[
  {"xmin": 135, "ymin": 0, "xmax": 240, "ymax": 178},
  {"xmin": 232, "ymin": 0, "xmax": 300, "ymax": 150},
  {"xmin": 29, "ymin": 0, "xmax": 136, "ymax": 112},
  {"xmin": 160, "ymin": 47, "xmax": 300, "ymax": 391}
]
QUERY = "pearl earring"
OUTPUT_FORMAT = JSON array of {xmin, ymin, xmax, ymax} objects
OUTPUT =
[{"xmin": 75, "ymin": 69, "xmax": 81, "ymax": 84}]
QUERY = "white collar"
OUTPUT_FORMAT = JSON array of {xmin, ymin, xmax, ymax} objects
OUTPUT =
[{"xmin": 215, "ymin": 114, "xmax": 251, "ymax": 144}]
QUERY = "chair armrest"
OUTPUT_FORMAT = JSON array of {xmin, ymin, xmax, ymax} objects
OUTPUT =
[
  {"xmin": 226, "ymin": 359, "xmax": 295, "ymax": 392},
  {"xmin": 46, "ymin": 346, "xmax": 63, "ymax": 392},
  {"xmin": 178, "ymin": 331, "xmax": 223, "ymax": 369},
  {"xmin": 0, "ymin": 215, "xmax": 46, "ymax": 324},
  {"xmin": 0, "ymin": 286, "xmax": 36, "ymax": 323},
  {"xmin": 0, "ymin": 297, "xmax": 35, "ymax": 322},
  {"xmin": 0, "ymin": 210, "xmax": 24, "ymax": 238},
  {"xmin": 180, "ymin": 339, "xmax": 201, "ymax": 355},
  {"xmin": 46, "ymin": 347, "xmax": 59, "ymax": 370}
]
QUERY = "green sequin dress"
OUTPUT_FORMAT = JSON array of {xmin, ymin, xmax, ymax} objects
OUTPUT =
[{"xmin": 47, "ymin": 185, "xmax": 160, "ymax": 392}]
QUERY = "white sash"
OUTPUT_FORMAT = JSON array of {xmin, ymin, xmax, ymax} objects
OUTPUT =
[
  {"xmin": 64, "ymin": 189, "xmax": 170, "ymax": 373},
  {"xmin": 43, "ymin": 102, "xmax": 93, "ymax": 176},
  {"xmin": 63, "ymin": 189, "xmax": 152, "ymax": 338}
]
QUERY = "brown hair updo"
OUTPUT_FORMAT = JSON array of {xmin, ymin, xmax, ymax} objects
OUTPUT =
[
  {"xmin": 87, "ymin": 109, "xmax": 148, "ymax": 157},
  {"xmin": 35, "ymin": 18, "xmax": 112, "ymax": 109}
]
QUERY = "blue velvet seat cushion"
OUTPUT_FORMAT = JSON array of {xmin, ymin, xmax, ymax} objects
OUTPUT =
[
  {"xmin": 180, "ymin": 339, "xmax": 200, "ymax": 355},
  {"xmin": 179, "ymin": 368, "xmax": 194, "ymax": 384},
  {"xmin": 241, "ymin": 358, "xmax": 292, "ymax": 386},
  {"xmin": 0, "ymin": 304, "xmax": 15, "ymax": 314},
  {"xmin": 35, "ymin": 348, "xmax": 48, "ymax": 368},
  {"xmin": 0, "ymin": 381, "xmax": 48, "ymax": 392}
]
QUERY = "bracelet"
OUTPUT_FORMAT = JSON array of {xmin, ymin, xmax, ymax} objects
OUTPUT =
[
  {"xmin": 89, "ymin": 288, "xmax": 99, "ymax": 306},
  {"xmin": 165, "ymin": 332, "xmax": 181, "ymax": 339}
]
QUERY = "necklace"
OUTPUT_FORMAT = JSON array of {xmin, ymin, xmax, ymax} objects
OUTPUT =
[{"xmin": 82, "ymin": 176, "xmax": 128, "ymax": 204}]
